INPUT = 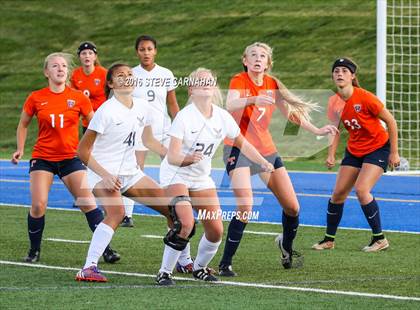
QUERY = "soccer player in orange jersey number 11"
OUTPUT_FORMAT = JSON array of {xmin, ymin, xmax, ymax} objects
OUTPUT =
[{"xmin": 12, "ymin": 52, "xmax": 120, "ymax": 264}]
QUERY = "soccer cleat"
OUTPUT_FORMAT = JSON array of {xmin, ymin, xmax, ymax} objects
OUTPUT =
[
  {"xmin": 103, "ymin": 247, "xmax": 121, "ymax": 264},
  {"xmin": 312, "ymin": 239, "xmax": 335, "ymax": 250},
  {"xmin": 175, "ymin": 261, "xmax": 194, "ymax": 274},
  {"xmin": 193, "ymin": 267, "xmax": 219, "ymax": 282},
  {"xmin": 24, "ymin": 249, "xmax": 40, "ymax": 263},
  {"xmin": 75, "ymin": 265, "xmax": 107, "ymax": 282},
  {"xmin": 120, "ymin": 216, "xmax": 134, "ymax": 228},
  {"xmin": 275, "ymin": 233, "xmax": 304, "ymax": 269},
  {"xmin": 156, "ymin": 272, "xmax": 175, "ymax": 286},
  {"xmin": 362, "ymin": 238, "xmax": 389, "ymax": 252},
  {"xmin": 218, "ymin": 264, "xmax": 237, "ymax": 277}
]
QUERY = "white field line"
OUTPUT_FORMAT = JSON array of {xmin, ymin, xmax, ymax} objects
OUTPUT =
[
  {"xmin": 1, "ymin": 202, "xmax": 419, "ymax": 235},
  {"xmin": 0, "ymin": 260, "xmax": 419, "ymax": 302},
  {"xmin": 141, "ymin": 235, "xmax": 162, "ymax": 239},
  {"xmin": 1, "ymin": 178, "xmax": 418, "ymax": 203},
  {"xmin": 45, "ymin": 238, "xmax": 90, "ymax": 244}
]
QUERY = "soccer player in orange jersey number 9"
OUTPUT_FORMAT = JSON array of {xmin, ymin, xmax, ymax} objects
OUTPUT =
[{"xmin": 70, "ymin": 41, "xmax": 107, "ymax": 133}]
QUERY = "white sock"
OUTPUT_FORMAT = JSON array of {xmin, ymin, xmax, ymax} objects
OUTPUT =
[
  {"xmin": 193, "ymin": 234, "xmax": 221, "ymax": 270},
  {"xmin": 84, "ymin": 222, "xmax": 114, "ymax": 269},
  {"xmin": 159, "ymin": 245, "xmax": 182, "ymax": 274},
  {"xmin": 177, "ymin": 242, "xmax": 193, "ymax": 266},
  {"xmin": 123, "ymin": 196, "xmax": 134, "ymax": 218},
  {"xmin": 166, "ymin": 227, "xmax": 193, "ymax": 266}
]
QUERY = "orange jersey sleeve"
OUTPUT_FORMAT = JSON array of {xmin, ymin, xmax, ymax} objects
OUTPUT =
[
  {"xmin": 327, "ymin": 94, "xmax": 345, "ymax": 125},
  {"xmin": 71, "ymin": 66, "xmax": 107, "ymax": 127},
  {"xmin": 23, "ymin": 86, "xmax": 93, "ymax": 161},
  {"xmin": 224, "ymin": 72, "xmax": 278, "ymax": 156},
  {"xmin": 339, "ymin": 87, "xmax": 388, "ymax": 156}
]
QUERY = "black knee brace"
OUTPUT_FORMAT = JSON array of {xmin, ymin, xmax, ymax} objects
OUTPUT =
[
  {"xmin": 164, "ymin": 230, "xmax": 190, "ymax": 251},
  {"xmin": 163, "ymin": 195, "xmax": 196, "ymax": 250}
]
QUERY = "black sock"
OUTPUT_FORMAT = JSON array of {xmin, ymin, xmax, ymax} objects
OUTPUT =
[
  {"xmin": 85, "ymin": 208, "xmax": 104, "ymax": 232},
  {"xmin": 325, "ymin": 200, "xmax": 344, "ymax": 240},
  {"xmin": 219, "ymin": 217, "xmax": 247, "ymax": 266},
  {"xmin": 282, "ymin": 211, "xmax": 299, "ymax": 253},
  {"xmin": 84, "ymin": 208, "xmax": 111, "ymax": 253},
  {"xmin": 27, "ymin": 213, "xmax": 45, "ymax": 251},
  {"xmin": 361, "ymin": 198, "xmax": 383, "ymax": 238}
]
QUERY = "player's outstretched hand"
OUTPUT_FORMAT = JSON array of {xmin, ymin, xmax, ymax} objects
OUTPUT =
[
  {"xmin": 11, "ymin": 150, "xmax": 23, "ymax": 165},
  {"xmin": 255, "ymin": 95, "xmax": 275, "ymax": 105},
  {"xmin": 102, "ymin": 174, "xmax": 122, "ymax": 192},
  {"xmin": 261, "ymin": 161, "xmax": 274, "ymax": 173},
  {"xmin": 189, "ymin": 151, "xmax": 204, "ymax": 164},
  {"xmin": 325, "ymin": 154, "xmax": 336, "ymax": 170},
  {"xmin": 317, "ymin": 125, "xmax": 339, "ymax": 136},
  {"xmin": 388, "ymin": 152, "xmax": 400, "ymax": 171}
]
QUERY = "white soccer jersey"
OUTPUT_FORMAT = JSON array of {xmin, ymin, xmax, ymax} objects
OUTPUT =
[
  {"xmin": 88, "ymin": 96, "xmax": 151, "ymax": 175},
  {"xmin": 160, "ymin": 103, "xmax": 240, "ymax": 185},
  {"xmin": 132, "ymin": 64, "xmax": 176, "ymax": 140}
]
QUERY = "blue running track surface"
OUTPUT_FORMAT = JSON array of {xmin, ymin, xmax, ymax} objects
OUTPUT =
[{"xmin": 0, "ymin": 160, "xmax": 419, "ymax": 233}]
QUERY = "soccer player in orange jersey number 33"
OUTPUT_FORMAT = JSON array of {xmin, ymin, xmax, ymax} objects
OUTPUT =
[{"xmin": 312, "ymin": 58, "xmax": 400, "ymax": 252}]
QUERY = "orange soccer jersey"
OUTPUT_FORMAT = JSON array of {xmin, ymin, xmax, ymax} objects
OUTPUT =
[
  {"xmin": 327, "ymin": 87, "xmax": 389, "ymax": 157},
  {"xmin": 224, "ymin": 72, "xmax": 278, "ymax": 156},
  {"xmin": 70, "ymin": 66, "xmax": 107, "ymax": 127},
  {"xmin": 23, "ymin": 86, "xmax": 93, "ymax": 161}
]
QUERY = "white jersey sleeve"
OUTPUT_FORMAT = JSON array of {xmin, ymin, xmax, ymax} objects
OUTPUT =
[
  {"xmin": 168, "ymin": 112, "xmax": 185, "ymax": 140},
  {"xmin": 88, "ymin": 104, "xmax": 110, "ymax": 134},
  {"xmin": 223, "ymin": 110, "xmax": 240, "ymax": 140},
  {"xmin": 167, "ymin": 69, "xmax": 177, "ymax": 92}
]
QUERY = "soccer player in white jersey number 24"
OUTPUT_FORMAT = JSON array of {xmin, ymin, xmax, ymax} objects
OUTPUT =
[{"xmin": 155, "ymin": 68, "xmax": 274, "ymax": 285}]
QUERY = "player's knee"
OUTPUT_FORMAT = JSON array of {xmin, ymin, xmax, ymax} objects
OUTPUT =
[
  {"xmin": 31, "ymin": 200, "xmax": 47, "ymax": 216},
  {"xmin": 235, "ymin": 210, "xmax": 251, "ymax": 223},
  {"xmin": 179, "ymin": 219, "xmax": 195, "ymax": 238},
  {"xmin": 283, "ymin": 205, "xmax": 299, "ymax": 217},
  {"xmin": 354, "ymin": 186, "xmax": 370, "ymax": 201},
  {"xmin": 332, "ymin": 189, "xmax": 347, "ymax": 203},
  {"xmin": 206, "ymin": 225, "xmax": 223, "ymax": 242},
  {"xmin": 106, "ymin": 206, "xmax": 125, "ymax": 223}
]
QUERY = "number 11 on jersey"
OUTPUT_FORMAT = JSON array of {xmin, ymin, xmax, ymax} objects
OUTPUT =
[{"xmin": 50, "ymin": 114, "xmax": 64, "ymax": 128}]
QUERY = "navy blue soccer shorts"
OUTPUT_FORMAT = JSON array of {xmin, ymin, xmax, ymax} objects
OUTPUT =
[
  {"xmin": 341, "ymin": 141, "xmax": 390, "ymax": 172},
  {"xmin": 29, "ymin": 157, "xmax": 86, "ymax": 179},
  {"xmin": 223, "ymin": 146, "xmax": 284, "ymax": 176}
]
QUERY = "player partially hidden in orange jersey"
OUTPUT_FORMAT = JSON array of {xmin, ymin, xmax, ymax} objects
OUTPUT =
[
  {"xmin": 312, "ymin": 58, "xmax": 400, "ymax": 252},
  {"xmin": 12, "ymin": 52, "xmax": 120, "ymax": 264},
  {"xmin": 218, "ymin": 42, "xmax": 338, "ymax": 276},
  {"xmin": 71, "ymin": 42, "xmax": 107, "ymax": 133}
]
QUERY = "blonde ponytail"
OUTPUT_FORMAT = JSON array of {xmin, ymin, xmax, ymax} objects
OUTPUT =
[{"xmin": 272, "ymin": 76, "xmax": 319, "ymax": 123}]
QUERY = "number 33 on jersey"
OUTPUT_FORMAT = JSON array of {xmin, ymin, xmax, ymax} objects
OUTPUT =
[{"xmin": 327, "ymin": 87, "xmax": 389, "ymax": 157}]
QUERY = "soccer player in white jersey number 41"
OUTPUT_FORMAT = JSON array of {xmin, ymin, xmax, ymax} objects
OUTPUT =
[{"xmin": 75, "ymin": 64, "xmax": 176, "ymax": 282}]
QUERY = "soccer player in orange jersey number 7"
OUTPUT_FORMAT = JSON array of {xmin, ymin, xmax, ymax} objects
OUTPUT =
[{"xmin": 218, "ymin": 42, "xmax": 338, "ymax": 276}]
